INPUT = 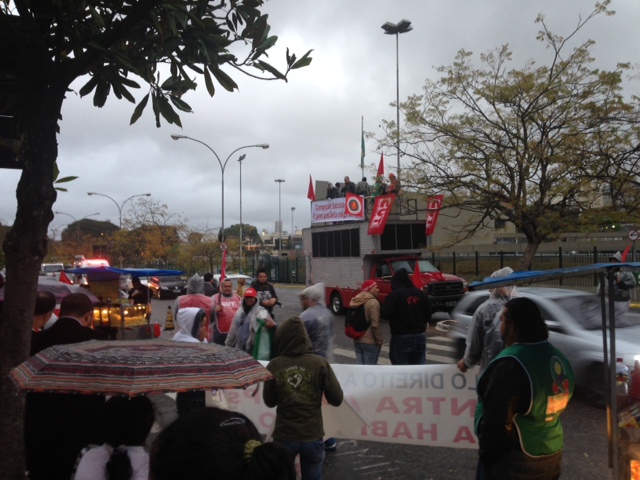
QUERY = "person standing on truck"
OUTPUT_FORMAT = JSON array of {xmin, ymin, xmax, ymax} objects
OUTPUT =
[
  {"xmin": 340, "ymin": 176, "xmax": 356, "ymax": 196},
  {"xmin": 251, "ymin": 268, "xmax": 279, "ymax": 319},
  {"xmin": 456, "ymin": 266, "xmax": 518, "ymax": 375},
  {"xmin": 381, "ymin": 268, "xmax": 431, "ymax": 365},
  {"xmin": 348, "ymin": 280, "xmax": 383, "ymax": 365}
]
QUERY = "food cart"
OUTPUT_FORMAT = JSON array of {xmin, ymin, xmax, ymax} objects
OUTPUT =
[
  {"xmin": 468, "ymin": 262, "xmax": 640, "ymax": 480},
  {"xmin": 65, "ymin": 266, "xmax": 183, "ymax": 340}
]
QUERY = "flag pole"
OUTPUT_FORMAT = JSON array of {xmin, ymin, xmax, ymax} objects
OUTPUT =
[{"xmin": 360, "ymin": 116, "xmax": 365, "ymax": 179}]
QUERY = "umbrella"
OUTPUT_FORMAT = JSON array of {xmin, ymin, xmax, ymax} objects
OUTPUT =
[
  {"xmin": 10, "ymin": 339, "xmax": 272, "ymax": 396},
  {"xmin": 0, "ymin": 277, "xmax": 102, "ymax": 304}
]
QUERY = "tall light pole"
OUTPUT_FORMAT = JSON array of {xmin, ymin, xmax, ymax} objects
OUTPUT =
[
  {"xmin": 171, "ymin": 135, "xmax": 269, "ymax": 246},
  {"xmin": 382, "ymin": 19, "xmax": 412, "ymax": 186},
  {"xmin": 86, "ymin": 192, "xmax": 151, "ymax": 228},
  {"xmin": 290, "ymin": 207, "xmax": 295, "ymax": 249},
  {"xmin": 237, "ymin": 153, "xmax": 246, "ymax": 273},
  {"xmin": 54, "ymin": 211, "xmax": 99, "ymax": 249},
  {"xmin": 275, "ymin": 179, "xmax": 285, "ymax": 252}
]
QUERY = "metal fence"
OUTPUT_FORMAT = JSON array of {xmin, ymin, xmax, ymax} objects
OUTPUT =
[
  {"xmin": 429, "ymin": 247, "xmax": 640, "ymax": 289},
  {"xmin": 247, "ymin": 255, "xmax": 307, "ymax": 284}
]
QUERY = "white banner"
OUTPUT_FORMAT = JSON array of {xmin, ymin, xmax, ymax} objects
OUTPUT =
[
  {"xmin": 311, "ymin": 198, "xmax": 363, "ymax": 224},
  {"xmin": 223, "ymin": 363, "xmax": 480, "ymax": 450}
]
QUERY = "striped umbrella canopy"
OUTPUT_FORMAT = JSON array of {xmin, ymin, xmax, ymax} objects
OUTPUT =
[{"xmin": 10, "ymin": 339, "xmax": 272, "ymax": 396}]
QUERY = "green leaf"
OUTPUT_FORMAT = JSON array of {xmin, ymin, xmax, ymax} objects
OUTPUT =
[
  {"xmin": 79, "ymin": 77, "xmax": 99, "ymax": 97},
  {"xmin": 204, "ymin": 68, "xmax": 216, "ymax": 96},
  {"xmin": 93, "ymin": 80, "xmax": 110, "ymax": 107},
  {"xmin": 54, "ymin": 176, "xmax": 79, "ymax": 184},
  {"xmin": 169, "ymin": 95, "xmax": 192, "ymax": 113},
  {"xmin": 130, "ymin": 94, "xmax": 150, "ymax": 125},
  {"xmin": 292, "ymin": 50, "xmax": 314, "ymax": 70},
  {"xmin": 209, "ymin": 66, "xmax": 238, "ymax": 92},
  {"xmin": 255, "ymin": 60, "xmax": 286, "ymax": 80}
]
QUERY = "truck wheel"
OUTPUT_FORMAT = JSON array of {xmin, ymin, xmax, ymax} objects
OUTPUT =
[{"xmin": 330, "ymin": 292, "xmax": 344, "ymax": 315}]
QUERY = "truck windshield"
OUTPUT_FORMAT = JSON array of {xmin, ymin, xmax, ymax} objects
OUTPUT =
[{"xmin": 390, "ymin": 259, "xmax": 440, "ymax": 274}]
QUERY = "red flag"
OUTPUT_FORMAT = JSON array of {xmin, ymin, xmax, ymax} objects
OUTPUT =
[
  {"xmin": 377, "ymin": 153, "xmax": 385, "ymax": 178},
  {"xmin": 368, "ymin": 194, "xmax": 396, "ymax": 235},
  {"xmin": 344, "ymin": 192, "xmax": 364, "ymax": 218},
  {"xmin": 58, "ymin": 271, "xmax": 73, "ymax": 285},
  {"xmin": 412, "ymin": 262, "xmax": 422, "ymax": 289},
  {"xmin": 220, "ymin": 246, "xmax": 227, "ymax": 282},
  {"xmin": 622, "ymin": 243, "xmax": 633, "ymax": 262},
  {"xmin": 425, "ymin": 195, "xmax": 444, "ymax": 236},
  {"xmin": 307, "ymin": 175, "xmax": 316, "ymax": 201}
]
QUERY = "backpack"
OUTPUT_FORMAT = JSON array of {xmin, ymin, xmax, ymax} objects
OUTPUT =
[{"xmin": 344, "ymin": 304, "xmax": 369, "ymax": 339}]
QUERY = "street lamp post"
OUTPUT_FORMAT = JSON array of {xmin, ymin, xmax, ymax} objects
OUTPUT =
[
  {"xmin": 54, "ymin": 211, "xmax": 99, "ymax": 249},
  {"xmin": 86, "ymin": 192, "xmax": 151, "ymax": 228},
  {"xmin": 290, "ymin": 207, "xmax": 295, "ymax": 249},
  {"xmin": 382, "ymin": 19, "xmax": 412, "ymax": 186},
  {"xmin": 170, "ymin": 135, "xmax": 269, "ymax": 248},
  {"xmin": 238, "ymin": 154, "xmax": 246, "ymax": 273},
  {"xmin": 275, "ymin": 179, "xmax": 285, "ymax": 252}
]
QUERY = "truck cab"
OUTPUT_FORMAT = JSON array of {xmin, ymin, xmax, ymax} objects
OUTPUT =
[{"xmin": 369, "ymin": 256, "xmax": 466, "ymax": 311}]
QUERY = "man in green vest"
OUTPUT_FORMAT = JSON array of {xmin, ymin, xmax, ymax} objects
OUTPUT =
[{"xmin": 476, "ymin": 297, "xmax": 574, "ymax": 480}]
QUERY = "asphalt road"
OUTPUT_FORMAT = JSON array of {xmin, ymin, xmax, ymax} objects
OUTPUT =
[{"xmin": 148, "ymin": 284, "xmax": 614, "ymax": 480}]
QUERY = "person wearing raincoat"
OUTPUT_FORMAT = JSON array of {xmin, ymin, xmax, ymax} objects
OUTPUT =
[
  {"xmin": 456, "ymin": 267, "xmax": 518, "ymax": 375},
  {"xmin": 225, "ymin": 287, "xmax": 275, "ymax": 357},
  {"xmin": 172, "ymin": 307, "xmax": 208, "ymax": 415}
]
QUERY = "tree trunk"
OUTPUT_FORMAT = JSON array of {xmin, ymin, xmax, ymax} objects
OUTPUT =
[
  {"xmin": 518, "ymin": 239, "xmax": 542, "ymax": 272},
  {"xmin": 0, "ymin": 90, "xmax": 63, "ymax": 478}
]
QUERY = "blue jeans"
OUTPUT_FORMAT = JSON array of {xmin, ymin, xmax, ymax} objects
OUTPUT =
[
  {"xmin": 277, "ymin": 439, "xmax": 325, "ymax": 480},
  {"xmin": 389, "ymin": 333, "xmax": 426, "ymax": 365},
  {"xmin": 354, "ymin": 342, "xmax": 381, "ymax": 365}
]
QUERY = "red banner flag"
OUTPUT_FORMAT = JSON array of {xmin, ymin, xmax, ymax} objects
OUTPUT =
[
  {"xmin": 307, "ymin": 175, "xmax": 316, "ymax": 202},
  {"xmin": 377, "ymin": 153, "xmax": 385, "ymax": 178},
  {"xmin": 412, "ymin": 261, "xmax": 422, "ymax": 289},
  {"xmin": 344, "ymin": 192, "xmax": 364, "ymax": 218},
  {"xmin": 58, "ymin": 271, "xmax": 73, "ymax": 285},
  {"xmin": 368, "ymin": 194, "xmax": 396, "ymax": 235},
  {"xmin": 622, "ymin": 243, "xmax": 633, "ymax": 262},
  {"xmin": 425, "ymin": 195, "xmax": 444, "ymax": 236}
]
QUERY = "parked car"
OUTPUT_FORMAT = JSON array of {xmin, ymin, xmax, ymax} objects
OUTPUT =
[
  {"xmin": 448, "ymin": 287, "xmax": 640, "ymax": 405},
  {"xmin": 147, "ymin": 275, "xmax": 186, "ymax": 299},
  {"xmin": 40, "ymin": 263, "xmax": 64, "ymax": 279}
]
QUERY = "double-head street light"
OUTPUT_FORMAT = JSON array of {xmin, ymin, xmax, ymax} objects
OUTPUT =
[
  {"xmin": 86, "ymin": 192, "xmax": 151, "ymax": 228},
  {"xmin": 382, "ymin": 19, "xmax": 412, "ymax": 186},
  {"xmin": 54, "ymin": 211, "xmax": 99, "ymax": 249},
  {"xmin": 170, "ymin": 134, "xmax": 269, "ymax": 246},
  {"xmin": 275, "ymin": 179, "xmax": 285, "ymax": 251}
]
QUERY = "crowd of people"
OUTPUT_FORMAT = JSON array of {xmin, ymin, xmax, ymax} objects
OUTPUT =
[
  {"xmin": 22, "ymin": 259, "xmax": 588, "ymax": 480},
  {"xmin": 325, "ymin": 173, "xmax": 401, "ymax": 200}
]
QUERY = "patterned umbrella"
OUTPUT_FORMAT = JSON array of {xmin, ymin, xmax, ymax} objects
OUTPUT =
[{"xmin": 10, "ymin": 339, "xmax": 272, "ymax": 396}]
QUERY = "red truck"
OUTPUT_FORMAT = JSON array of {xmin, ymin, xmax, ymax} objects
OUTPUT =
[{"xmin": 302, "ymin": 219, "xmax": 466, "ymax": 315}]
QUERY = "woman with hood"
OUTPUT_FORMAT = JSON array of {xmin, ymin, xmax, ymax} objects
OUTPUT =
[
  {"xmin": 225, "ymin": 287, "xmax": 275, "ymax": 355},
  {"xmin": 174, "ymin": 274, "xmax": 214, "ymax": 341},
  {"xmin": 348, "ymin": 280, "xmax": 383, "ymax": 365},
  {"xmin": 456, "ymin": 267, "xmax": 518, "ymax": 374},
  {"xmin": 263, "ymin": 317, "xmax": 343, "ymax": 480},
  {"xmin": 172, "ymin": 307, "xmax": 208, "ymax": 415}
]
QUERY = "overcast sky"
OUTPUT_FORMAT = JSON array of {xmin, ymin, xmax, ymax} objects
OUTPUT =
[{"xmin": 1, "ymin": 0, "xmax": 639, "ymax": 240}]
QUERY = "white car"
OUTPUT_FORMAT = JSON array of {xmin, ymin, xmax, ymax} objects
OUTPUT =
[{"xmin": 448, "ymin": 287, "xmax": 640, "ymax": 405}]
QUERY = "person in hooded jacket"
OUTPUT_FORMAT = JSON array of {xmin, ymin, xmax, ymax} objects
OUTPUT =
[
  {"xmin": 380, "ymin": 268, "xmax": 431, "ymax": 365},
  {"xmin": 263, "ymin": 317, "xmax": 343, "ymax": 480},
  {"xmin": 348, "ymin": 279, "xmax": 383, "ymax": 365},
  {"xmin": 172, "ymin": 307, "xmax": 208, "ymax": 415},
  {"xmin": 174, "ymin": 275, "xmax": 214, "ymax": 330},
  {"xmin": 457, "ymin": 267, "xmax": 518, "ymax": 375},
  {"xmin": 225, "ymin": 287, "xmax": 275, "ymax": 355}
]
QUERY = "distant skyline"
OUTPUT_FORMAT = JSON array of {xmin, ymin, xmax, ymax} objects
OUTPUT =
[{"xmin": 2, "ymin": 0, "xmax": 638, "ymax": 238}]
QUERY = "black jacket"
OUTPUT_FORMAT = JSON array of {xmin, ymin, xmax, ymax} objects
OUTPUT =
[{"xmin": 381, "ymin": 269, "xmax": 431, "ymax": 335}]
